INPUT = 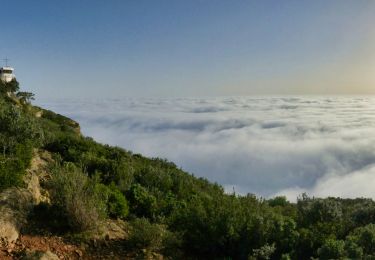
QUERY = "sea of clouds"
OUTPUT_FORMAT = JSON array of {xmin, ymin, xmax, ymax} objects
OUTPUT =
[{"xmin": 37, "ymin": 96, "xmax": 375, "ymax": 201}]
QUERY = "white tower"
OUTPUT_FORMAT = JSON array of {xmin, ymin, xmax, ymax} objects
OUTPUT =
[
  {"xmin": 0, "ymin": 66, "xmax": 15, "ymax": 83},
  {"xmin": 0, "ymin": 58, "xmax": 15, "ymax": 83}
]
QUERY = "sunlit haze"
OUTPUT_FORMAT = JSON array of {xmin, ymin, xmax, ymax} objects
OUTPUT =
[{"xmin": 2, "ymin": 0, "xmax": 375, "ymax": 98}]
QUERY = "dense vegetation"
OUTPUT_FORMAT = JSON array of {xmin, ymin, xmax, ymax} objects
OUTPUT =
[
  {"xmin": 0, "ymin": 79, "xmax": 41, "ymax": 190},
  {"xmin": 2, "ymin": 80, "xmax": 375, "ymax": 259}
]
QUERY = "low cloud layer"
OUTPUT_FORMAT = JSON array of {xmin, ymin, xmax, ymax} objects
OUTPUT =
[{"xmin": 38, "ymin": 96, "xmax": 375, "ymax": 201}]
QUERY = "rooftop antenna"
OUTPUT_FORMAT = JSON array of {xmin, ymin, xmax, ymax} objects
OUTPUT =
[{"xmin": 2, "ymin": 58, "xmax": 9, "ymax": 67}]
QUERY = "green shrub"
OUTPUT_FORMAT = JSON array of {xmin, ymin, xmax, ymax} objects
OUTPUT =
[
  {"xmin": 348, "ymin": 224, "xmax": 375, "ymax": 255},
  {"xmin": 41, "ymin": 108, "xmax": 79, "ymax": 130},
  {"xmin": 317, "ymin": 239, "xmax": 346, "ymax": 260},
  {"xmin": 268, "ymin": 196, "xmax": 289, "ymax": 207},
  {"xmin": 128, "ymin": 183, "xmax": 157, "ymax": 219},
  {"xmin": 0, "ymin": 159, "xmax": 24, "ymax": 190},
  {"xmin": 0, "ymin": 142, "xmax": 33, "ymax": 191},
  {"xmin": 0, "ymin": 78, "xmax": 19, "ymax": 93},
  {"xmin": 250, "ymin": 243, "xmax": 276, "ymax": 260},
  {"xmin": 345, "ymin": 239, "xmax": 363, "ymax": 259},
  {"xmin": 107, "ymin": 184, "xmax": 129, "ymax": 218},
  {"xmin": 49, "ymin": 164, "xmax": 106, "ymax": 232},
  {"xmin": 95, "ymin": 183, "xmax": 129, "ymax": 219},
  {"xmin": 0, "ymin": 85, "xmax": 40, "ymax": 192},
  {"xmin": 280, "ymin": 253, "xmax": 291, "ymax": 260},
  {"xmin": 128, "ymin": 218, "xmax": 165, "ymax": 251}
]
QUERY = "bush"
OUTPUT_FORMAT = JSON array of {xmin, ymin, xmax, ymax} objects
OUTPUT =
[
  {"xmin": 95, "ymin": 183, "xmax": 129, "ymax": 219},
  {"xmin": 0, "ymin": 159, "xmax": 24, "ymax": 190},
  {"xmin": 0, "ymin": 78, "xmax": 19, "ymax": 93},
  {"xmin": 106, "ymin": 184, "xmax": 129, "ymax": 218},
  {"xmin": 127, "ymin": 183, "xmax": 157, "ymax": 219},
  {"xmin": 348, "ymin": 224, "xmax": 375, "ymax": 255},
  {"xmin": 0, "ymin": 142, "xmax": 33, "ymax": 191},
  {"xmin": 250, "ymin": 243, "xmax": 276, "ymax": 260},
  {"xmin": 345, "ymin": 239, "xmax": 363, "ymax": 259},
  {"xmin": 268, "ymin": 196, "xmax": 289, "ymax": 207},
  {"xmin": 0, "ymin": 97, "xmax": 40, "ymax": 192},
  {"xmin": 128, "ymin": 218, "xmax": 166, "ymax": 251},
  {"xmin": 317, "ymin": 239, "xmax": 346, "ymax": 260},
  {"xmin": 128, "ymin": 217, "xmax": 182, "ymax": 257},
  {"xmin": 49, "ymin": 164, "xmax": 106, "ymax": 232}
]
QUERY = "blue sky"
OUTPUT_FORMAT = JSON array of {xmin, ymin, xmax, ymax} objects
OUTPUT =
[{"xmin": 1, "ymin": 0, "xmax": 375, "ymax": 98}]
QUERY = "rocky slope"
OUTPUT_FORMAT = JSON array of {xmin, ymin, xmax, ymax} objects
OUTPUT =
[{"xmin": 0, "ymin": 149, "xmax": 139, "ymax": 259}]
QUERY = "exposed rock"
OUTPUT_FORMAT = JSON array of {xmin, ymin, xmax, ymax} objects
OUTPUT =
[
  {"xmin": 0, "ymin": 150, "xmax": 53, "ymax": 246},
  {"xmin": 26, "ymin": 173, "xmax": 42, "ymax": 204},
  {"xmin": 74, "ymin": 249, "xmax": 83, "ymax": 257},
  {"xmin": 94, "ymin": 219, "xmax": 128, "ymax": 241},
  {"xmin": 137, "ymin": 249, "xmax": 164, "ymax": 260},
  {"xmin": 34, "ymin": 110, "xmax": 43, "ymax": 118},
  {"xmin": 0, "ymin": 187, "xmax": 34, "ymax": 245},
  {"xmin": 25, "ymin": 150, "xmax": 53, "ymax": 204},
  {"xmin": 22, "ymin": 250, "xmax": 59, "ymax": 260}
]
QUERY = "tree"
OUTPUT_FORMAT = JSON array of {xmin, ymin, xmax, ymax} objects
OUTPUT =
[
  {"xmin": 348, "ymin": 224, "xmax": 375, "ymax": 255},
  {"xmin": 16, "ymin": 91, "xmax": 35, "ymax": 104},
  {"xmin": 317, "ymin": 239, "xmax": 346, "ymax": 259},
  {"xmin": 250, "ymin": 243, "xmax": 276, "ymax": 260},
  {"xmin": 0, "ymin": 78, "xmax": 20, "ymax": 93}
]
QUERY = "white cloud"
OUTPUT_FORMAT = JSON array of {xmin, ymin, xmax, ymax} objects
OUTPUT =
[
  {"xmin": 275, "ymin": 165, "xmax": 375, "ymax": 202},
  {"xmin": 37, "ymin": 96, "xmax": 375, "ymax": 201}
]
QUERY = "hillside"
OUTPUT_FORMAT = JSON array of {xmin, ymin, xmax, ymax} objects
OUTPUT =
[{"xmin": 1, "ymin": 80, "xmax": 375, "ymax": 259}]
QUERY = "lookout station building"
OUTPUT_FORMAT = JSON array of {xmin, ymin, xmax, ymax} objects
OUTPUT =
[{"xmin": 0, "ymin": 67, "xmax": 15, "ymax": 83}]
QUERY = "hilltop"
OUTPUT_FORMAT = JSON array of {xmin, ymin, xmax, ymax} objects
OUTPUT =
[{"xmin": 1, "ymin": 80, "xmax": 375, "ymax": 259}]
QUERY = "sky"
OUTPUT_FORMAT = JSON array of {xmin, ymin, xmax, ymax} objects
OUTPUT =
[{"xmin": 1, "ymin": 0, "xmax": 375, "ymax": 98}]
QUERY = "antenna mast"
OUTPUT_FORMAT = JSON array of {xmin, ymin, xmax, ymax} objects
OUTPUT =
[{"xmin": 2, "ymin": 58, "xmax": 9, "ymax": 67}]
